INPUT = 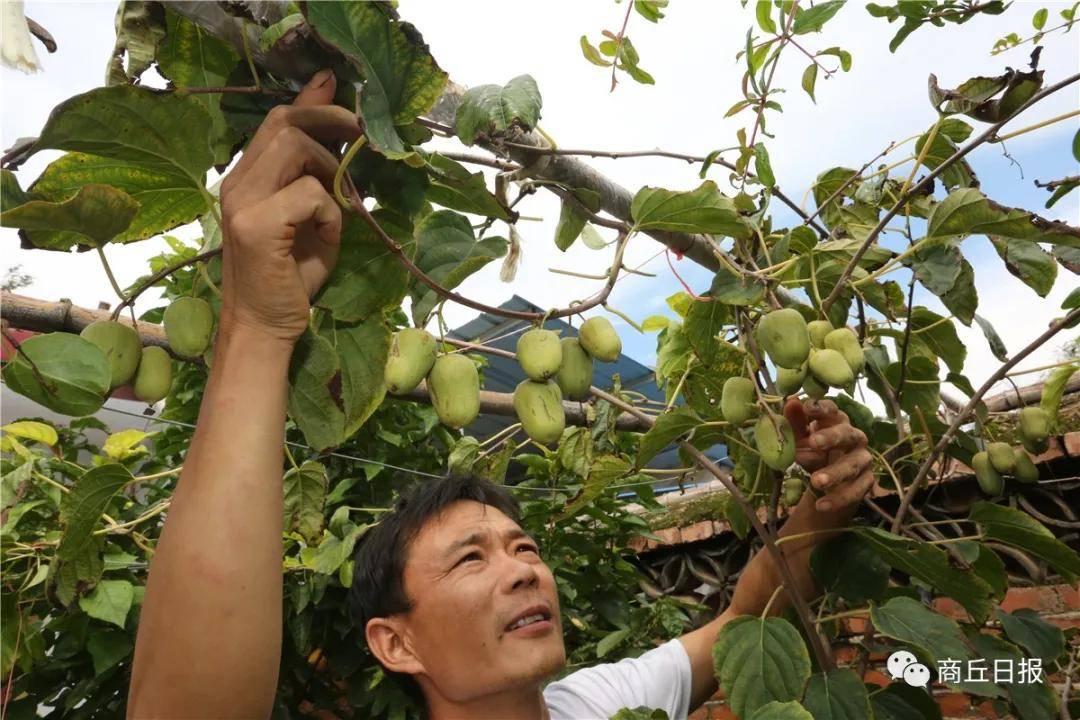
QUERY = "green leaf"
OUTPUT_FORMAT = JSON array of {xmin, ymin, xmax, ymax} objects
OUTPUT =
[
  {"xmin": 408, "ymin": 210, "xmax": 508, "ymax": 325},
  {"xmin": 597, "ymin": 627, "xmax": 631, "ymax": 658},
  {"xmin": 1, "ymin": 333, "xmax": 111, "ymax": 416},
  {"xmin": 57, "ymin": 464, "xmax": 134, "ymax": 562},
  {"xmin": 287, "ymin": 330, "xmax": 345, "ymax": 452},
  {"xmin": 870, "ymin": 682, "xmax": 943, "ymax": 720},
  {"xmin": 635, "ymin": 407, "xmax": 701, "ymax": 467},
  {"xmin": 86, "ymin": 628, "xmax": 133, "ymax": 676},
  {"xmin": 801, "ymin": 63, "xmax": 818, "ymax": 103},
  {"xmin": 28, "ymin": 152, "xmax": 209, "ymax": 247},
  {"xmin": 1, "ymin": 169, "xmax": 29, "ymax": 208},
  {"xmin": 79, "ymin": 579, "xmax": 134, "ymax": 629},
  {"xmin": 634, "ymin": 0, "xmax": 667, "ymax": 23},
  {"xmin": 554, "ymin": 188, "xmax": 602, "ymax": 251},
  {"xmin": 756, "ymin": 1, "xmax": 778, "ymax": 34},
  {"xmin": 260, "ymin": 13, "xmax": 304, "ymax": 50},
  {"xmin": 326, "ymin": 316, "xmax": 392, "ymax": 438},
  {"xmin": 49, "ymin": 535, "xmax": 106, "ymax": 606},
  {"xmin": 1039, "ymin": 363, "xmax": 1076, "ymax": 428},
  {"xmin": 580, "ymin": 36, "xmax": 611, "ymax": 67},
  {"xmin": 818, "ymin": 47, "xmax": 852, "ymax": 72},
  {"xmin": 1033, "ymin": 7, "xmax": 1048, "ymax": 29},
  {"xmin": 631, "ymin": 181, "xmax": 750, "ymax": 237},
  {"xmin": 995, "ymin": 608, "xmax": 1064, "ymax": 663},
  {"xmin": 611, "ymin": 707, "xmax": 669, "ymax": 720},
  {"xmin": 1073, "ymin": 127, "xmax": 1080, "ymax": 163},
  {"xmin": 557, "ymin": 427, "xmax": 594, "ymax": 478},
  {"xmin": 909, "ymin": 308, "xmax": 966, "ymax": 372},
  {"xmin": 882, "ymin": 356, "xmax": 940, "ymax": 417},
  {"xmin": 454, "ymin": 75, "xmax": 542, "ymax": 146},
  {"xmin": 710, "ymin": 265, "xmax": 766, "ymax": 306},
  {"xmin": 314, "ymin": 211, "xmax": 414, "ymax": 322},
  {"xmin": 754, "ymin": 143, "xmax": 775, "ymax": 188},
  {"xmin": 425, "ymin": 153, "xmax": 508, "ymax": 219},
  {"xmin": 810, "ymin": 532, "xmax": 890, "ymax": 603},
  {"xmin": 970, "ymin": 502, "xmax": 1080, "ymax": 582},
  {"xmin": 792, "ymin": 0, "xmax": 846, "ymax": 34},
  {"xmin": 283, "ymin": 460, "xmax": 328, "ymax": 544},
  {"xmin": 991, "ymin": 237, "xmax": 1057, "ymax": 297},
  {"xmin": 1, "ymin": 183, "xmax": 138, "ymax": 249},
  {"xmin": 684, "ymin": 299, "xmax": 730, "ymax": 366},
  {"xmin": 33, "ymin": 85, "xmax": 214, "ymax": 186},
  {"xmin": 927, "ymin": 188, "xmax": 1040, "ymax": 240},
  {"xmin": 870, "ymin": 597, "xmax": 979, "ymax": 678},
  {"xmin": 106, "ymin": 1, "xmax": 166, "ymax": 85},
  {"xmin": 915, "ymin": 131, "xmax": 977, "ymax": 191},
  {"xmin": 301, "ymin": 525, "xmax": 368, "ymax": 575},
  {"xmin": 855, "ymin": 527, "xmax": 995, "ymax": 622},
  {"xmin": 747, "ymin": 702, "xmax": 813, "ymax": 720},
  {"xmin": 2, "ymin": 421, "xmax": 56, "ymax": 448},
  {"xmin": 802, "ymin": 669, "xmax": 871, "ymax": 720},
  {"xmin": 580, "ymin": 223, "xmax": 608, "ymax": 250},
  {"xmin": 306, "ymin": 2, "xmax": 447, "ymax": 154},
  {"xmin": 712, "ymin": 616, "xmax": 812, "ymax": 719},
  {"xmin": 970, "ymin": 633, "xmax": 1059, "ymax": 718},
  {"xmin": 973, "ymin": 314, "xmax": 1008, "ymax": 362},
  {"xmin": 156, "ymin": 9, "xmax": 239, "ymax": 164}
]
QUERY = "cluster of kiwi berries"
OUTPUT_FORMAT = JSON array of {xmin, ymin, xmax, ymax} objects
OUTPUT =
[
  {"xmin": 720, "ymin": 308, "xmax": 867, "ymax": 474},
  {"xmin": 383, "ymin": 317, "xmax": 622, "ymax": 444},
  {"xmin": 970, "ymin": 406, "xmax": 1050, "ymax": 494},
  {"xmin": 78, "ymin": 296, "xmax": 214, "ymax": 404}
]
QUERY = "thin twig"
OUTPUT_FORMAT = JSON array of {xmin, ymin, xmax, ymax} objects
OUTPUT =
[{"xmin": 111, "ymin": 248, "xmax": 222, "ymax": 321}]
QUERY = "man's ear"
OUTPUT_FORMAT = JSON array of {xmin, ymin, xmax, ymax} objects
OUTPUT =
[{"xmin": 366, "ymin": 617, "xmax": 426, "ymax": 676}]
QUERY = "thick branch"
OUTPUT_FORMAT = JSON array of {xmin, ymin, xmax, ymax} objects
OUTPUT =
[
  {"xmin": 0, "ymin": 292, "xmax": 651, "ymax": 432},
  {"xmin": 892, "ymin": 307, "xmax": 1080, "ymax": 531}
]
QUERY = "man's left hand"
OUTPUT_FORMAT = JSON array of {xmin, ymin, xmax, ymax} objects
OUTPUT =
[{"xmin": 784, "ymin": 397, "xmax": 875, "ymax": 513}]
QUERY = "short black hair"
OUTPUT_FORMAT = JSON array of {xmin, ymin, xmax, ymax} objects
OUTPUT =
[{"xmin": 348, "ymin": 474, "xmax": 521, "ymax": 632}]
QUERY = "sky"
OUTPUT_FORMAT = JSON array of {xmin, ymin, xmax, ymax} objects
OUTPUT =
[{"xmin": 2, "ymin": 0, "xmax": 1078, "ymax": 406}]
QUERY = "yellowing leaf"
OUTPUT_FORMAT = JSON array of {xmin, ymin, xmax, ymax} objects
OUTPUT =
[
  {"xmin": 102, "ymin": 429, "xmax": 153, "ymax": 461},
  {"xmin": 1, "ymin": 421, "xmax": 58, "ymax": 447}
]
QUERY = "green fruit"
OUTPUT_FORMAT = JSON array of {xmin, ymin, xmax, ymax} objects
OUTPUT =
[
  {"xmin": 756, "ymin": 308, "xmax": 810, "ymax": 369},
  {"xmin": 513, "ymin": 380, "xmax": 565, "ymax": 445},
  {"xmin": 1013, "ymin": 448, "xmax": 1039, "ymax": 484},
  {"xmin": 809, "ymin": 348, "xmax": 854, "ymax": 388},
  {"xmin": 802, "ymin": 374, "xmax": 828, "ymax": 400},
  {"xmin": 824, "ymin": 327, "xmax": 865, "ymax": 375},
  {"xmin": 579, "ymin": 317, "xmax": 622, "ymax": 362},
  {"xmin": 775, "ymin": 362, "xmax": 807, "ymax": 396},
  {"xmin": 163, "ymin": 297, "xmax": 214, "ymax": 357},
  {"xmin": 132, "ymin": 345, "xmax": 172, "ymax": 403},
  {"xmin": 427, "ymin": 354, "xmax": 480, "ymax": 429},
  {"xmin": 755, "ymin": 415, "xmax": 797, "ymax": 471},
  {"xmin": 807, "ymin": 320, "xmax": 834, "ymax": 349},
  {"xmin": 79, "ymin": 320, "xmax": 142, "ymax": 390},
  {"xmin": 721, "ymin": 376, "xmax": 758, "ymax": 425},
  {"xmin": 556, "ymin": 337, "xmax": 593, "ymax": 400},
  {"xmin": 972, "ymin": 451, "xmax": 1003, "ymax": 495},
  {"xmin": 517, "ymin": 329, "xmax": 563, "ymax": 381},
  {"xmin": 385, "ymin": 329, "xmax": 436, "ymax": 395},
  {"xmin": 1021, "ymin": 433, "xmax": 1049, "ymax": 455},
  {"xmin": 987, "ymin": 441, "xmax": 1016, "ymax": 474},
  {"xmin": 782, "ymin": 477, "xmax": 804, "ymax": 507},
  {"xmin": 1018, "ymin": 407, "xmax": 1050, "ymax": 445}
]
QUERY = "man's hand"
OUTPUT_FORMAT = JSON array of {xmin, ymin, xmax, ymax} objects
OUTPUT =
[
  {"xmin": 784, "ymin": 396, "xmax": 875, "ymax": 513},
  {"xmin": 218, "ymin": 68, "xmax": 362, "ymax": 343}
]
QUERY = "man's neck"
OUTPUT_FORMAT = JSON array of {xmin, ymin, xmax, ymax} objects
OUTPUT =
[{"xmin": 426, "ymin": 683, "xmax": 550, "ymax": 720}]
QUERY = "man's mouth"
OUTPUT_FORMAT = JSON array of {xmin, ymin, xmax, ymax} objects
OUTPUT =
[{"xmin": 504, "ymin": 605, "xmax": 553, "ymax": 633}]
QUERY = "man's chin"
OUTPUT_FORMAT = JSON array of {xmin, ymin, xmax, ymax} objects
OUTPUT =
[{"xmin": 502, "ymin": 632, "xmax": 567, "ymax": 682}]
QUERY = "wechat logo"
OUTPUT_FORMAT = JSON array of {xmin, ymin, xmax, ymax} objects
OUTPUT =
[{"xmin": 887, "ymin": 650, "xmax": 930, "ymax": 688}]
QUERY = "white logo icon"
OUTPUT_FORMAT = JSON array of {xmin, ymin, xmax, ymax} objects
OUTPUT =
[
  {"xmin": 903, "ymin": 662, "xmax": 931, "ymax": 688},
  {"xmin": 886, "ymin": 650, "xmax": 918, "ymax": 680}
]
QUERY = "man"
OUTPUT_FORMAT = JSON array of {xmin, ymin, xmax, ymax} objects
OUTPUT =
[{"xmin": 127, "ymin": 70, "xmax": 875, "ymax": 719}]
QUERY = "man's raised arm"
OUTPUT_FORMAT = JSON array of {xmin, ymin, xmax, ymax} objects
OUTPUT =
[
  {"xmin": 678, "ymin": 398, "xmax": 877, "ymax": 711},
  {"xmin": 127, "ymin": 70, "xmax": 360, "ymax": 719}
]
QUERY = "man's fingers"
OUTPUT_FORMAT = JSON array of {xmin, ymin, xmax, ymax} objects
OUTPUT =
[
  {"xmin": 271, "ymin": 176, "xmax": 343, "ymax": 246},
  {"xmin": 806, "ymin": 423, "xmax": 866, "ymax": 454},
  {"xmin": 293, "ymin": 68, "xmax": 337, "ymax": 106},
  {"xmin": 228, "ymin": 127, "xmax": 342, "ymax": 206},
  {"xmin": 783, "ymin": 397, "xmax": 811, "ymax": 440},
  {"xmin": 810, "ymin": 448, "xmax": 873, "ymax": 491},
  {"xmin": 817, "ymin": 469, "xmax": 876, "ymax": 512}
]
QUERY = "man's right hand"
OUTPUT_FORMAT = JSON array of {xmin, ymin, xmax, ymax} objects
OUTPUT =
[{"xmin": 217, "ymin": 68, "xmax": 363, "ymax": 344}]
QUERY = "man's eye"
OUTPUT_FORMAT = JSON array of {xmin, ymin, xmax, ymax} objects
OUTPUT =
[
  {"xmin": 456, "ymin": 552, "xmax": 481, "ymax": 567},
  {"xmin": 517, "ymin": 544, "xmax": 539, "ymax": 555}
]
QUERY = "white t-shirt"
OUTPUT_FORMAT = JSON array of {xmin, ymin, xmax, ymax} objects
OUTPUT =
[{"xmin": 542, "ymin": 638, "xmax": 693, "ymax": 720}]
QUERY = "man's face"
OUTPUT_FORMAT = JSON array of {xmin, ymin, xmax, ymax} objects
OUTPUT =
[{"xmin": 398, "ymin": 500, "xmax": 565, "ymax": 702}]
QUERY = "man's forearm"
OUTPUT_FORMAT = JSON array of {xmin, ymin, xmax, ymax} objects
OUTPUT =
[
  {"xmin": 727, "ymin": 490, "xmax": 856, "ymax": 616},
  {"xmin": 128, "ymin": 322, "xmax": 293, "ymax": 718}
]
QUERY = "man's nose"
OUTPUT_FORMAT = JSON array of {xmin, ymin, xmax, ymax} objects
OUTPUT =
[{"xmin": 502, "ymin": 553, "xmax": 540, "ymax": 593}]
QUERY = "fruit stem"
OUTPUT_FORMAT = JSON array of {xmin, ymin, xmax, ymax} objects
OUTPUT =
[
  {"xmin": 760, "ymin": 585, "xmax": 785, "ymax": 619},
  {"xmin": 333, "ymin": 135, "xmax": 369, "ymax": 208},
  {"xmin": 96, "ymin": 246, "xmax": 128, "ymax": 302}
]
